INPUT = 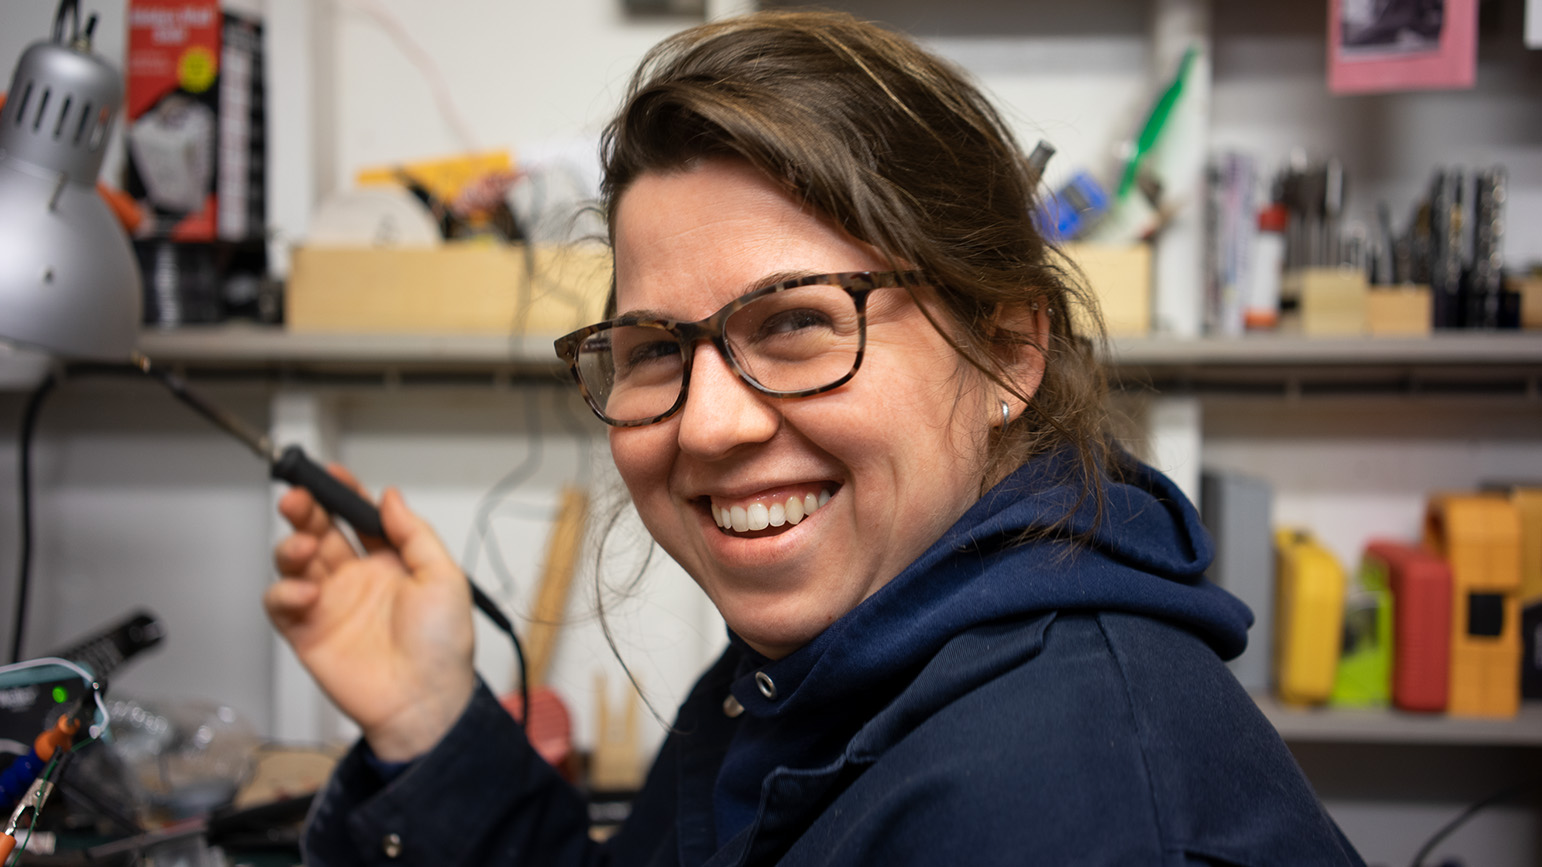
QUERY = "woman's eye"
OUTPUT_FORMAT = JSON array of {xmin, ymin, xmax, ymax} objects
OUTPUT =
[
  {"xmin": 623, "ymin": 339, "xmax": 680, "ymax": 370},
  {"xmin": 757, "ymin": 307, "xmax": 833, "ymax": 337}
]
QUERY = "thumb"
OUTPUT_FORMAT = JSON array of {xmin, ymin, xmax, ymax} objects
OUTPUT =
[{"xmin": 379, "ymin": 487, "xmax": 460, "ymax": 584}]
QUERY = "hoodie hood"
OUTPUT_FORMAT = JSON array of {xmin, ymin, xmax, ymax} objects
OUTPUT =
[{"xmin": 726, "ymin": 449, "xmax": 1253, "ymax": 722}]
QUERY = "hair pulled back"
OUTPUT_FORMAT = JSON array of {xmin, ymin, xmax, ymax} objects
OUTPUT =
[{"xmin": 600, "ymin": 9, "xmax": 1121, "ymax": 511}]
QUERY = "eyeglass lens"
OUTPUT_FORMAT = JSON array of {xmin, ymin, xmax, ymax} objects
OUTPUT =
[{"xmin": 574, "ymin": 282, "xmax": 865, "ymax": 423}]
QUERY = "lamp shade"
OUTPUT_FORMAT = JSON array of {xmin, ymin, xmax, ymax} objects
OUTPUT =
[{"xmin": 0, "ymin": 35, "xmax": 141, "ymax": 362}]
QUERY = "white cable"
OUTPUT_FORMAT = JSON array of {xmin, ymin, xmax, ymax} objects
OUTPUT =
[
  {"xmin": 0, "ymin": 657, "xmax": 111, "ymax": 740},
  {"xmin": 334, "ymin": 0, "xmax": 480, "ymax": 153}
]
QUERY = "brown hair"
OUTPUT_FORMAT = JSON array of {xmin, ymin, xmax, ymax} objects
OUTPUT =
[{"xmin": 600, "ymin": 8, "xmax": 1121, "ymax": 520}]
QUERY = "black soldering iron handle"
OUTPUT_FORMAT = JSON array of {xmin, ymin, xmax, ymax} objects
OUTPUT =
[
  {"xmin": 267, "ymin": 445, "xmax": 517, "ymax": 637},
  {"xmin": 270, "ymin": 445, "xmax": 386, "ymax": 538}
]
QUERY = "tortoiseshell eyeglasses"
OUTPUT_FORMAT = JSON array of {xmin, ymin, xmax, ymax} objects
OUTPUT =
[{"xmin": 554, "ymin": 270, "xmax": 926, "ymax": 427}]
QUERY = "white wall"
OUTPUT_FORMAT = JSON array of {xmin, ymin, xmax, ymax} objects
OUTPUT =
[{"xmin": 0, "ymin": 379, "xmax": 277, "ymax": 730}]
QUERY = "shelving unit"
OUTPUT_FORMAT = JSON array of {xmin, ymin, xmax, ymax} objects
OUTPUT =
[{"xmin": 129, "ymin": 325, "xmax": 1542, "ymax": 388}]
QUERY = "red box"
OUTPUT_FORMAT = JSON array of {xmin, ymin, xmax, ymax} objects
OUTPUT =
[
  {"xmin": 125, "ymin": 0, "xmax": 222, "ymax": 240},
  {"xmin": 1365, "ymin": 540, "xmax": 1450, "ymax": 713}
]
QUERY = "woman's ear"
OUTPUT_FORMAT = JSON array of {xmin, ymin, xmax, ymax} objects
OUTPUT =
[{"xmin": 992, "ymin": 301, "xmax": 1050, "ymax": 422}]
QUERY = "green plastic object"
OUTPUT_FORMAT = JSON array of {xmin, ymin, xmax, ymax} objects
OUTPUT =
[
  {"xmin": 1116, "ymin": 46, "xmax": 1198, "ymax": 200},
  {"xmin": 1330, "ymin": 556, "xmax": 1393, "ymax": 708}
]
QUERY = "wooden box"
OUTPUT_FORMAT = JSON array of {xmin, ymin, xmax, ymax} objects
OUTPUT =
[
  {"xmin": 1366, "ymin": 286, "xmax": 1432, "ymax": 336},
  {"xmin": 1295, "ymin": 267, "xmax": 1368, "ymax": 336},
  {"xmin": 1061, "ymin": 242, "xmax": 1151, "ymax": 337},
  {"xmin": 285, "ymin": 243, "xmax": 612, "ymax": 335},
  {"xmin": 1514, "ymin": 274, "xmax": 1542, "ymax": 330}
]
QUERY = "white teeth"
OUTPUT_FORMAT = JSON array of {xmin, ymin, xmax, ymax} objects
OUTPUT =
[
  {"xmin": 747, "ymin": 503, "xmax": 770, "ymax": 531},
  {"xmin": 712, "ymin": 488, "xmax": 831, "ymax": 534}
]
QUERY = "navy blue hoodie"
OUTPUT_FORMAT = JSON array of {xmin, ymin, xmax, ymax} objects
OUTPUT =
[
  {"xmin": 710, "ymin": 452, "xmax": 1255, "ymax": 845},
  {"xmin": 304, "ymin": 454, "xmax": 1363, "ymax": 866}
]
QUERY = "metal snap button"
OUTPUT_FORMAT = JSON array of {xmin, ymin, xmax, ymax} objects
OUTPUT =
[
  {"xmin": 723, "ymin": 694, "xmax": 744, "ymax": 717},
  {"xmin": 382, "ymin": 832, "xmax": 403, "ymax": 858},
  {"xmin": 755, "ymin": 671, "xmax": 777, "ymax": 700}
]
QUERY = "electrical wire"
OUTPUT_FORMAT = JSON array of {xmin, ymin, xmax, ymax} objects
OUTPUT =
[
  {"xmin": 460, "ymin": 387, "xmax": 546, "ymax": 602},
  {"xmin": 0, "ymin": 658, "xmax": 109, "ymax": 740},
  {"xmin": 11, "ymin": 373, "xmax": 57, "ymax": 665},
  {"xmin": 551, "ymin": 387, "xmax": 596, "ymax": 489},
  {"xmin": 50, "ymin": 0, "xmax": 79, "ymax": 43},
  {"xmin": 1408, "ymin": 776, "xmax": 1542, "ymax": 867},
  {"xmin": 334, "ymin": 0, "xmax": 479, "ymax": 153},
  {"xmin": 2, "ymin": 753, "xmax": 56, "ymax": 867}
]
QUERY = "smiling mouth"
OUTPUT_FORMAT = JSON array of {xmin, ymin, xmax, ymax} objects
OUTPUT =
[{"xmin": 707, "ymin": 486, "xmax": 836, "ymax": 537}]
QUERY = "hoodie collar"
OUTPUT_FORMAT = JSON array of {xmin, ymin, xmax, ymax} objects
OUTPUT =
[{"xmin": 726, "ymin": 450, "xmax": 1251, "ymax": 721}]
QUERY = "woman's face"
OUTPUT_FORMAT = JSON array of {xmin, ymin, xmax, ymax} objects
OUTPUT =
[{"xmin": 609, "ymin": 158, "xmax": 1010, "ymax": 659}]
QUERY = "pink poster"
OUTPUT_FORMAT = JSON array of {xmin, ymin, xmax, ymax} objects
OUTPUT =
[{"xmin": 1328, "ymin": 0, "xmax": 1478, "ymax": 94}]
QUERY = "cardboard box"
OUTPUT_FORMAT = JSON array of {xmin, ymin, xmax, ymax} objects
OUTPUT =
[
  {"xmin": 285, "ymin": 243, "xmax": 611, "ymax": 336},
  {"xmin": 1060, "ymin": 243, "xmax": 1151, "ymax": 337}
]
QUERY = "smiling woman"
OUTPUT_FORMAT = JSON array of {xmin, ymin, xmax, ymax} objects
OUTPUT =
[{"xmin": 272, "ymin": 9, "xmax": 1366, "ymax": 867}]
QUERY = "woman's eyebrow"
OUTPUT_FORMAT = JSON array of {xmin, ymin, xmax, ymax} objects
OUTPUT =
[{"xmin": 613, "ymin": 269, "xmax": 830, "ymax": 320}]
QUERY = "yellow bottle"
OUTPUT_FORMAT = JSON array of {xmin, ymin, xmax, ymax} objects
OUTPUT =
[{"xmin": 1274, "ymin": 529, "xmax": 1346, "ymax": 706}]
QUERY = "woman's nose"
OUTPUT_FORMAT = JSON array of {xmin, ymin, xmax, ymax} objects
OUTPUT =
[{"xmin": 675, "ymin": 341, "xmax": 780, "ymax": 458}]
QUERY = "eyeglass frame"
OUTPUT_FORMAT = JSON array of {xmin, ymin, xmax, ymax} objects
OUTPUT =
[{"xmin": 553, "ymin": 269, "xmax": 928, "ymax": 427}]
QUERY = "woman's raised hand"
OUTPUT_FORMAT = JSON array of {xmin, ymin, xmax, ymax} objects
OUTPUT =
[{"xmin": 266, "ymin": 467, "xmax": 477, "ymax": 762}]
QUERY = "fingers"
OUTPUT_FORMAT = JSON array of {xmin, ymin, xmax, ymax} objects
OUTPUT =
[
  {"xmin": 276, "ymin": 463, "xmax": 382, "ymax": 568},
  {"xmin": 263, "ymin": 577, "xmax": 321, "ymax": 629},
  {"xmin": 273, "ymin": 531, "xmax": 319, "ymax": 578},
  {"xmin": 379, "ymin": 487, "xmax": 463, "ymax": 589}
]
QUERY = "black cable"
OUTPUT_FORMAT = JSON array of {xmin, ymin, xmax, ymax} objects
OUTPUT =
[
  {"xmin": 1409, "ymin": 776, "xmax": 1542, "ymax": 867},
  {"xmin": 12, "ymin": 373, "xmax": 57, "ymax": 664},
  {"xmin": 51, "ymin": 0, "xmax": 79, "ymax": 43}
]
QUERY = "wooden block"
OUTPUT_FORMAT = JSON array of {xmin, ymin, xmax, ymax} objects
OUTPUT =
[
  {"xmin": 1060, "ymin": 243, "xmax": 1151, "ymax": 337},
  {"xmin": 286, "ymin": 243, "xmax": 611, "ymax": 335},
  {"xmin": 1298, "ymin": 267, "xmax": 1368, "ymax": 336},
  {"xmin": 1514, "ymin": 274, "xmax": 1542, "ymax": 330},
  {"xmin": 1366, "ymin": 286, "xmax": 1432, "ymax": 336},
  {"xmin": 590, "ymin": 673, "xmax": 644, "ymax": 793}
]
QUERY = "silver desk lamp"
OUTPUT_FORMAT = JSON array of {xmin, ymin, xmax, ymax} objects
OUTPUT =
[{"xmin": 0, "ymin": 2, "xmax": 141, "ymax": 362}]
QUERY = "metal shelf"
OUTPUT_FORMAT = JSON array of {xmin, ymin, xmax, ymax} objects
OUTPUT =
[
  {"xmin": 1256, "ymin": 696, "xmax": 1542, "ymax": 748},
  {"xmin": 7, "ymin": 326, "xmax": 1540, "ymax": 392},
  {"xmin": 139, "ymin": 326, "xmax": 1542, "ymax": 367},
  {"xmin": 1108, "ymin": 333, "xmax": 1542, "ymax": 397},
  {"xmin": 132, "ymin": 325, "xmax": 568, "ymax": 385},
  {"xmin": 1112, "ymin": 333, "xmax": 1542, "ymax": 367}
]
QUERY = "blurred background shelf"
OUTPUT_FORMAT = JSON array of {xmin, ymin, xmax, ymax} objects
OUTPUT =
[
  {"xmin": 131, "ymin": 325, "xmax": 568, "ymax": 383},
  {"xmin": 1257, "ymin": 696, "xmax": 1542, "ymax": 747},
  {"xmin": 112, "ymin": 325, "xmax": 1542, "ymax": 393},
  {"xmin": 1110, "ymin": 332, "xmax": 1542, "ymax": 396}
]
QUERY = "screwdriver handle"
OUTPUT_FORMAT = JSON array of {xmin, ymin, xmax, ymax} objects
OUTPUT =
[{"xmin": 270, "ymin": 445, "xmax": 386, "ymax": 538}]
